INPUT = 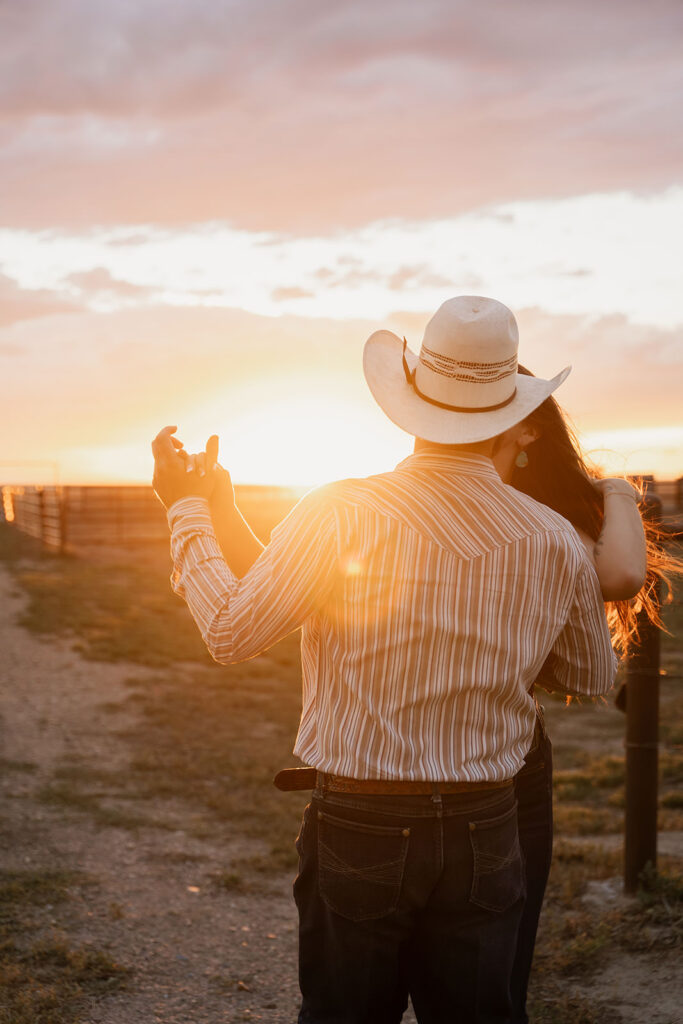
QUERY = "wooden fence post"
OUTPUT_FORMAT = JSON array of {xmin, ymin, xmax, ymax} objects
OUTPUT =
[
  {"xmin": 38, "ymin": 487, "xmax": 46, "ymax": 547},
  {"xmin": 59, "ymin": 488, "xmax": 68, "ymax": 554}
]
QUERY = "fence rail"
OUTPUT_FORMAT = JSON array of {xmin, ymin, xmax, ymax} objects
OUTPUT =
[{"xmin": 0, "ymin": 484, "xmax": 305, "ymax": 551}]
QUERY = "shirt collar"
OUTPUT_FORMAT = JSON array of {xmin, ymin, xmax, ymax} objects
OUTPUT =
[{"xmin": 395, "ymin": 450, "xmax": 501, "ymax": 481}]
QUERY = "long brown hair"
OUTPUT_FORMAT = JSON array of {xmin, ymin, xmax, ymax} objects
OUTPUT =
[{"xmin": 510, "ymin": 366, "xmax": 680, "ymax": 654}]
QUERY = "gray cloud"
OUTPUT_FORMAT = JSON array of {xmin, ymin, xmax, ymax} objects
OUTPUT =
[{"xmin": 0, "ymin": 0, "xmax": 681, "ymax": 231}]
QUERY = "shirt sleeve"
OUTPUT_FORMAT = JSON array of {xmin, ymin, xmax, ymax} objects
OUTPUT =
[
  {"xmin": 536, "ymin": 559, "xmax": 618, "ymax": 697},
  {"xmin": 167, "ymin": 489, "xmax": 338, "ymax": 665}
]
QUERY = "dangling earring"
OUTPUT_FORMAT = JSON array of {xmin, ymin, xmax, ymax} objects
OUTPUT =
[{"xmin": 515, "ymin": 450, "xmax": 529, "ymax": 469}]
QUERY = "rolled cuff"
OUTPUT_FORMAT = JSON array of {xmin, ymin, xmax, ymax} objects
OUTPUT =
[{"xmin": 167, "ymin": 496, "xmax": 212, "ymax": 532}]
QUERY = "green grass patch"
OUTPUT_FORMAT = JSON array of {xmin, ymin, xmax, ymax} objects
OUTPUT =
[
  {"xmin": 0, "ymin": 521, "xmax": 214, "ymax": 666},
  {"xmin": 0, "ymin": 870, "xmax": 77, "ymax": 919},
  {"xmin": 660, "ymin": 791, "xmax": 683, "ymax": 808},
  {"xmin": 0, "ymin": 521, "xmax": 44, "ymax": 563},
  {"xmin": 0, "ymin": 869, "xmax": 128, "ymax": 1024},
  {"xmin": 527, "ymin": 849, "xmax": 683, "ymax": 1015},
  {"xmin": 0, "ymin": 757, "xmax": 37, "ymax": 774},
  {"xmin": 36, "ymin": 783, "xmax": 157, "ymax": 832},
  {"xmin": 211, "ymin": 870, "xmax": 260, "ymax": 895},
  {"xmin": 537, "ymin": 914, "xmax": 613, "ymax": 977},
  {"xmin": 0, "ymin": 937, "xmax": 128, "ymax": 1024},
  {"xmin": 660, "ymin": 750, "xmax": 683, "ymax": 784},
  {"xmin": 553, "ymin": 805, "xmax": 619, "ymax": 837},
  {"xmin": 615, "ymin": 862, "xmax": 683, "ymax": 952},
  {"xmin": 544, "ymin": 841, "xmax": 622, "ymax": 906},
  {"xmin": 526, "ymin": 991, "xmax": 623, "ymax": 1024},
  {"xmin": 146, "ymin": 850, "xmax": 208, "ymax": 865},
  {"xmin": 15, "ymin": 558, "xmax": 213, "ymax": 666}
]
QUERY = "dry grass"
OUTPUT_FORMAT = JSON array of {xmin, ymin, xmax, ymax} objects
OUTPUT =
[
  {"xmin": 0, "ymin": 522, "xmax": 212, "ymax": 665},
  {"xmin": 0, "ymin": 869, "xmax": 128, "ymax": 1024}
]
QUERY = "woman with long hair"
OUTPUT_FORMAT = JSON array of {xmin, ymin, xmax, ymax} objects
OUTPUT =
[{"xmin": 490, "ymin": 366, "xmax": 680, "ymax": 1024}]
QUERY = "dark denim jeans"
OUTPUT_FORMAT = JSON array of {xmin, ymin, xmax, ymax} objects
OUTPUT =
[
  {"xmin": 511, "ymin": 715, "xmax": 554, "ymax": 1024},
  {"xmin": 294, "ymin": 781, "xmax": 525, "ymax": 1024}
]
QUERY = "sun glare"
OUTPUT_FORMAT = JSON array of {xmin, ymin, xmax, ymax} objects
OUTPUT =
[
  {"xmin": 210, "ymin": 390, "xmax": 409, "ymax": 487},
  {"xmin": 156, "ymin": 368, "xmax": 398, "ymax": 487}
]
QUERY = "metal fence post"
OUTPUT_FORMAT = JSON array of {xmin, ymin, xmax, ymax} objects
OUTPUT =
[{"xmin": 623, "ymin": 491, "xmax": 662, "ymax": 893}]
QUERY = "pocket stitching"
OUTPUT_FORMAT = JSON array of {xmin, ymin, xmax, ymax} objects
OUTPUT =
[
  {"xmin": 469, "ymin": 802, "xmax": 523, "ymax": 913},
  {"xmin": 317, "ymin": 814, "xmax": 409, "ymax": 922},
  {"xmin": 319, "ymin": 839, "xmax": 406, "ymax": 885},
  {"xmin": 317, "ymin": 809, "xmax": 410, "ymax": 838}
]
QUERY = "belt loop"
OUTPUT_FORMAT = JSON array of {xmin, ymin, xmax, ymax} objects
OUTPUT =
[
  {"xmin": 536, "ymin": 702, "xmax": 548, "ymax": 739},
  {"xmin": 431, "ymin": 783, "xmax": 443, "ymax": 818}
]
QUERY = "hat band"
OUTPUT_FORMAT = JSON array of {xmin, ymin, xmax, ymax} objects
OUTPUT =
[{"xmin": 402, "ymin": 338, "xmax": 517, "ymax": 414}]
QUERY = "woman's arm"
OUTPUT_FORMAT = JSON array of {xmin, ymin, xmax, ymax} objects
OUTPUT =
[{"xmin": 577, "ymin": 479, "xmax": 647, "ymax": 601}]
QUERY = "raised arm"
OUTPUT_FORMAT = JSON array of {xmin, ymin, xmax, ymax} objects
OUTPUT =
[
  {"xmin": 153, "ymin": 427, "xmax": 337, "ymax": 664},
  {"xmin": 577, "ymin": 478, "xmax": 647, "ymax": 601},
  {"xmin": 167, "ymin": 487, "xmax": 337, "ymax": 665},
  {"xmin": 209, "ymin": 466, "xmax": 265, "ymax": 578}
]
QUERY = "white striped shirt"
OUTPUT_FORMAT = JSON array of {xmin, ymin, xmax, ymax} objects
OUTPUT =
[{"xmin": 168, "ymin": 452, "xmax": 617, "ymax": 782}]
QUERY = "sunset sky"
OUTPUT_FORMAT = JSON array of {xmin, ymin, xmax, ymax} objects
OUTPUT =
[{"xmin": 1, "ymin": 0, "xmax": 682, "ymax": 486}]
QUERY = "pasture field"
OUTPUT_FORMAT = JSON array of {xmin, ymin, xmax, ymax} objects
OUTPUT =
[{"xmin": 0, "ymin": 519, "xmax": 681, "ymax": 1023}]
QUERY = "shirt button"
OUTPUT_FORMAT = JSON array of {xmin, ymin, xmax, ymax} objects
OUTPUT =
[
  {"xmin": 402, "ymin": 828, "xmax": 410, "ymax": 838},
  {"xmin": 469, "ymin": 822, "xmax": 476, "ymax": 832}
]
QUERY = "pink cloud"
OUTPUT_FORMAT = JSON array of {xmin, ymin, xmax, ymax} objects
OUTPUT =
[
  {"xmin": 1, "ymin": 301, "xmax": 680, "ymax": 450},
  {"xmin": 0, "ymin": 1, "xmax": 680, "ymax": 232},
  {"xmin": 515, "ymin": 306, "xmax": 683, "ymax": 433},
  {"xmin": 0, "ymin": 272, "xmax": 82, "ymax": 327},
  {"xmin": 271, "ymin": 286, "xmax": 315, "ymax": 301}
]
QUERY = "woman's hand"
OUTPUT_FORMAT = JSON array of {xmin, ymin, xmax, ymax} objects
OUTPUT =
[{"xmin": 593, "ymin": 477, "xmax": 640, "ymax": 501}]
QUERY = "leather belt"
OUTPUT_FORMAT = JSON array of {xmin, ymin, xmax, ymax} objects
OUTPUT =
[
  {"xmin": 317, "ymin": 773, "xmax": 511, "ymax": 795},
  {"xmin": 273, "ymin": 766, "xmax": 511, "ymax": 795}
]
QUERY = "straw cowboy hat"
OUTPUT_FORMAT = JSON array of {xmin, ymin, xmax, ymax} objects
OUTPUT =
[{"xmin": 363, "ymin": 296, "xmax": 571, "ymax": 444}]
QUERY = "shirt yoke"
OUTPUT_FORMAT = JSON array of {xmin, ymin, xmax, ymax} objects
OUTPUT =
[{"xmin": 314, "ymin": 468, "xmax": 585, "ymax": 567}]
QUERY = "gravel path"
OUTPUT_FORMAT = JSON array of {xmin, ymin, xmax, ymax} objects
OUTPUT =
[{"xmin": 0, "ymin": 564, "xmax": 309, "ymax": 1022}]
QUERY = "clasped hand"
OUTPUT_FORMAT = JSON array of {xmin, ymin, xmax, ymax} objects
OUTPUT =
[{"xmin": 151, "ymin": 426, "xmax": 234, "ymax": 510}]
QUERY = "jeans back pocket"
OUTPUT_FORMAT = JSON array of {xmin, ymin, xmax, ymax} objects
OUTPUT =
[
  {"xmin": 469, "ymin": 801, "xmax": 525, "ymax": 913},
  {"xmin": 317, "ymin": 810, "xmax": 410, "ymax": 922}
]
